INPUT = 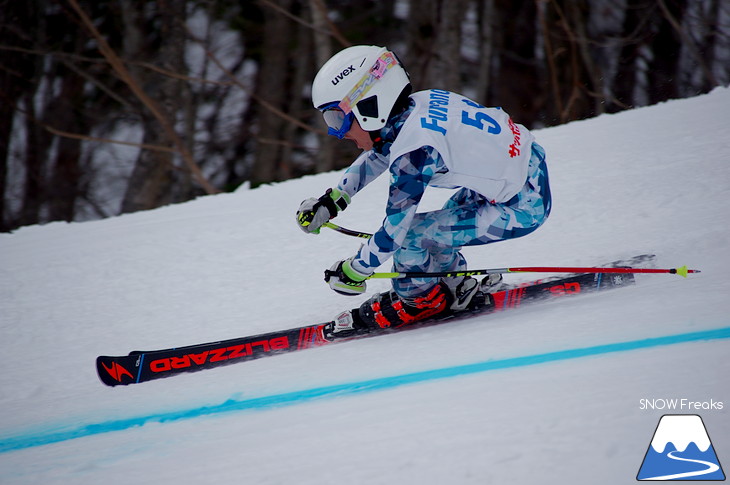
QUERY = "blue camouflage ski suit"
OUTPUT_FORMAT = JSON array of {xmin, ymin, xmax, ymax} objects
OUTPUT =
[{"xmin": 337, "ymin": 90, "xmax": 552, "ymax": 299}]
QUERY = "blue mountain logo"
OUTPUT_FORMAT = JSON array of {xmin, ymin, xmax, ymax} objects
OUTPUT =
[{"xmin": 637, "ymin": 414, "xmax": 725, "ymax": 481}]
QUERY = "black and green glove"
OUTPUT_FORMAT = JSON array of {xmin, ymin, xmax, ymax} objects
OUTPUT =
[
  {"xmin": 296, "ymin": 188, "xmax": 350, "ymax": 234},
  {"xmin": 324, "ymin": 257, "xmax": 370, "ymax": 296}
]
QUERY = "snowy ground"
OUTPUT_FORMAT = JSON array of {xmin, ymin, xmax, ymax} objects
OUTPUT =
[{"xmin": 1, "ymin": 88, "xmax": 729, "ymax": 484}]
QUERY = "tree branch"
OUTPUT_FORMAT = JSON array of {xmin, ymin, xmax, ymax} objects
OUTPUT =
[
  {"xmin": 65, "ymin": 0, "xmax": 219, "ymax": 194},
  {"xmin": 657, "ymin": 0, "xmax": 718, "ymax": 87},
  {"xmin": 258, "ymin": 0, "xmax": 350, "ymax": 48},
  {"xmin": 194, "ymin": 36, "xmax": 327, "ymax": 136}
]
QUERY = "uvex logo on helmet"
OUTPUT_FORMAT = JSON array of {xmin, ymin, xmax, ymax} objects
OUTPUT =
[{"xmin": 331, "ymin": 65, "xmax": 356, "ymax": 85}]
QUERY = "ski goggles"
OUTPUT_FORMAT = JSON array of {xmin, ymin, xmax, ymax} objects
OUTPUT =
[{"xmin": 319, "ymin": 102, "xmax": 355, "ymax": 139}]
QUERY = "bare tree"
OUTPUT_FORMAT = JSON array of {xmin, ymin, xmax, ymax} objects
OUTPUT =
[
  {"xmin": 474, "ymin": 0, "xmax": 495, "ymax": 104},
  {"xmin": 249, "ymin": 0, "xmax": 294, "ymax": 186},
  {"xmin": 309, "ymin": 0, "xmax": 337, "ymax": 174},
  {"xmin": 492, "ymin": 0, "xmax": 542, "ymax": 122},
  {"xmin": 538, "ymin": 0, "xmax": 597, "ymax": 123},
  {"xmin": 2, "ymin": 0, "xmax": 728, "ymax": 231},
  {"xmin": 46, "ymin": 65, "xmax": 87, "ymax": 222},
  {"xmin": 0, "ymin": 1, "xmax": 40, "ymax": 230},
  {"xmin": 119, "ymin": 0, "xmax": 189, "ymax": 212},
  {"xmin": 428, "ymin": 0, "xmax": 470, "ymax": 91}
]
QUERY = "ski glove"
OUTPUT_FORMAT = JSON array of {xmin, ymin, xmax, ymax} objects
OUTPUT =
[
  {"xmin": 325, "ymin": 257, "xmax": 370, "ymax": 296},
  {"xmin": 296, "ymin": 188, "xmax": 350, "ymax": 234}
]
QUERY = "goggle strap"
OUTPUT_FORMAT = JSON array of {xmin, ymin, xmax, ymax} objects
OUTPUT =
[{"xmin": 339, "ymin": 51, "xmax": 399, "ymax": 114}]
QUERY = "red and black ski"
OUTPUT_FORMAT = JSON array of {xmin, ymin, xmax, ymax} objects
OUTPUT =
[{"xmin": 97, "ymin": 262, "xmax": 643, "ymax": 387}]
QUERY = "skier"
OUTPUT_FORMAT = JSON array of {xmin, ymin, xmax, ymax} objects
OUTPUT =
[{"xmin": 296, "ymin": 45, "xmax": 552, "ymax": 337}]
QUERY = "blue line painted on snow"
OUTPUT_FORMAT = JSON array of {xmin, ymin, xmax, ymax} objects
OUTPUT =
[{"xmin": 1, "ymin": 326, "xmax": 729, "ymax": 454}]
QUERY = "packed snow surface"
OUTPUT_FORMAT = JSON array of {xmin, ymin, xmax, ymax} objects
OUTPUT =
[{"xmin": 1, "ymin": 88, "xmax": 729, "ymax": 484}]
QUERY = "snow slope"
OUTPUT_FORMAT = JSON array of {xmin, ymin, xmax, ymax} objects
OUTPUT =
[{"xmin": 1, "ymin": 88, "xmax": 729, "ymax": 485}]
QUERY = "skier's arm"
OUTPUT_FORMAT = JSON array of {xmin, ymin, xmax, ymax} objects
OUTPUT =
[
  {"xmin": 336, "ymin": 150, "xmax": 390, "ymax": 199},
  {"xmin": 296, "ymin": 150, "xmax": 388, "ymax": 234},
  {"xmin": 350, "ymin": 147, "xmax": 442, "ymax": 272}
]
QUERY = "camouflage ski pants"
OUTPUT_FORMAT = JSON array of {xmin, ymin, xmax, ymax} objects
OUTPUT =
[{"xmin": 392, "ymin": 142, "xmax": 552, "ymax": 298}]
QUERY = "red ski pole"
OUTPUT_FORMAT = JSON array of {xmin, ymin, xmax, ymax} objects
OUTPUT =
[
  {"xmin": 323, "ymin": 223, "xmax": 700, "ymax": 278},
  {"xmin": 367, "ymin": 265, "xmax": 699, "ymax": 279}
]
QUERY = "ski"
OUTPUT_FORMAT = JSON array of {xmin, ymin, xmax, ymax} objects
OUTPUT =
[{"xmin": 97, "ymin": 257, "xmax": 649, "ymax": 387}]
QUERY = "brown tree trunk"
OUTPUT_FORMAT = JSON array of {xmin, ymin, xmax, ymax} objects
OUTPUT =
[
  {"xmin": 474, "ymin": 0, "xmax": 495, "ymax": 104},
  {"xmin": 493, "ymin": 0, "xmax": 541, "ymax": 123},
  {"xmin": 427, "ymin": 0, "xmax": 469, "ymax": 92},
  {"xmin": 20, "ymin": 91, "xmax": 48, "ymax": 227},
  {"xmin": 309, "ymin": 0, "xmax": 337, "ymax": 174},
  {"xmin": 0, "ymin": 0, "xmax": 39, "ymax": 230},
  {"xmin": 406, "ymin": 0, "xmax": 439, "ymax": 91},
  {"xmin": 539, "ymin": 0, "xmax": 595, "ymax": 123},
  {"xmin": 47, "ymin": 71, "xmax": 86, "ymax": 222},
  {"xmin": 648, "ymin": 0, "xmax": 686, "ymax": 104},
  {"xmin": 120, "ymin": 0, "xmax": 188, "ymax": 213},
  {"xmin": 609, "ymin": 0, "xmax": 647, "ymax": 112},
  {"xmin": 250, "ymin": 0, "xmax": 293, "ymax": 187}
]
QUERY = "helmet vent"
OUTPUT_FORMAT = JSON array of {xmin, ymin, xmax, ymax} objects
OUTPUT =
[{"xmin": 356, "ymin": 95, "xmax": 379, "ymax": 118}]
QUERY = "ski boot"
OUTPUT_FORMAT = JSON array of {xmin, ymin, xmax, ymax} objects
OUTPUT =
[
  {"xmin": 357, "ymin": 283, "xmax": 455, "ymax": 330},
  {"xmin": 326, "ymin": 277, "xmax": 492, "ymax": 340}
]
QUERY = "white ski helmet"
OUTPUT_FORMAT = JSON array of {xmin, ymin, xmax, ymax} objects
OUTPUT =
[{"xmin": 312, "ymin": 45, "xmax": 411, "ymax": 134}]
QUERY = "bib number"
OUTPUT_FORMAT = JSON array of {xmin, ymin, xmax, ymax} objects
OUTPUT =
[{"xmin": 460, "ymin": 99, "xmax": 501, "ymax": 134}]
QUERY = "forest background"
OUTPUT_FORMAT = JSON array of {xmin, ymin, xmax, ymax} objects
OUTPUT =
[{"xmin": 1, "ymin": 0, "xmax": 728, "ymax": 232}]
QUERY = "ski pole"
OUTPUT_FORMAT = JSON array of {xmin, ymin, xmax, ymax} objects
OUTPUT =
[
  {"xmin": 322, "ymin": 224, "xmax": 700, "ymax": 278},
  {"xmin": 368, "ymin": 266, "xmax": 700, "ymax": 279},
  {"xmin": 323, "ymin": 222, "xmax": 372, "ymax": 239}
]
